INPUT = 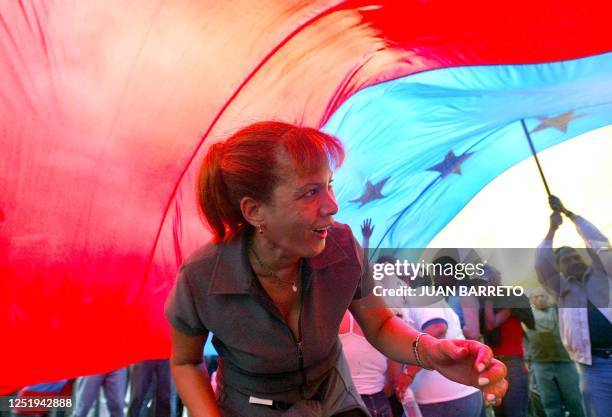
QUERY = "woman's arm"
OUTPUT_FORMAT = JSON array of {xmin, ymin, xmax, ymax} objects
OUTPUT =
[
  {"xmin": 484, "ymin": 300, "xmax": 511, "ymax": 331},
  {"xmin": 360, "ymin": 218, "xmax": 374, "ymax": 262},
  {"xmin": 170, "ymin": 328, "xmax": 221, "ymax": 417},
  {"xmin": 349, "ymin": 298, "xmax": 417, "ymax": 364},
  {"xmin": 461, "ymin": 296, "xmax": 481, "ymax": 340},
  {"xmin": 462, "ymin": 310, "xmax": 482, "ymax": 340},
  {"xmin": 350, "ymin": 295, "xmax": 508, "ymax": 406},
  {"xmin": 393, "ymin": 320, "xmax": 447, "ymax": 398},
  {"xmin": 535, "ymin": 213, "xmax": 563, "ymax": 297}
]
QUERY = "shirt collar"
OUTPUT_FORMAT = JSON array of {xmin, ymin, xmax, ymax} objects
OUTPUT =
[
  {"xmin": 207, "ymin": 232, "xmax": 252, "ymax": 295},
  {"xmin": 208, "ymin": 225, "xmax": 350, "ymax": 295}
]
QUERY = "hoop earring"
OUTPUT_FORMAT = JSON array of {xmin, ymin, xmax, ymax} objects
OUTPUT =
[{"xmin": 258, "ymin": 223, "xmax": 264, "ymax": 234}]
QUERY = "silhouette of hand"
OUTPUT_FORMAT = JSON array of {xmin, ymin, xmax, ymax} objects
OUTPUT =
[
  {"xmin": 550, "ymin": 211, "xmax": 563, "ymax": 230},
  {"xmin": 549, "ymin": 195, "xmax": 563, "ymax": 212},
  {"xmin": 361, "ymin": 218, "xmax": 374, "ymax": 239}
]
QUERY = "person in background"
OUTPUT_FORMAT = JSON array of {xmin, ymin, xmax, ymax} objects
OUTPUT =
[
  {"xmin": 10, "ymin": 380, "xmax": 74, "ymax": 417},
  {"xmin": 128, "ymin": 360, "xmax": 171, "ymax": 417},
  {"xmin": 360, "ymin": 220, "xmax": 414, "ymax": 417},
  {"xmin": 458, "ymin": 250, "xmax": 487, "ymax": 342},
  {"xmin": 339, "ymin": 311, "xmax": 398, "ymax": 417},
  {"xmin": 525, "ymin": 364, "xmax": 547, "ymax": 417},
  {"xmin": 523, "ymin": 288, "xmax": 586, "ymax": 417},
  {"xmin": 482, "ymin": 265, "xmax": 534, "ymax": 417},
  {"xmin": 395, "ymin": 296, "xmax": 484, "ymax": 417},
  {"xmin": 432, "ymin": 255, "xmax": 465, "ymax": 326},
  {"xmin": 429, "ymin": 254, "xmax": 481, "ymax": 341},
  {"xmin": 72, "ymin": 368, "xmax": 127, "ymax": 417},
  {"xmin": 523, "ymin": 326, "xmax": 547, "ymax": 417},
  {"xmin": 535, "ymin": 196, "xmax": 611, "ymax": 417},
  {"xmin": 431, "ymin": 253, "xmax": 487, "ymax": 417}
]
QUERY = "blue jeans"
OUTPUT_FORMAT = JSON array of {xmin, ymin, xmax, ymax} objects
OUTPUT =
[
  {"xmin": 359, "ymin": 391, "xmax": 392, "ymax": 417},
  {"xmin": 532, "ymin": 361, "xmax": 586, "ymax": 417},
  {"xmin": 72, "ymin": 369, "xmax": 127, "ymax": 417},
  {"xmin": 494, "ymin": 356, "xmax": 528, "ymax": 417},
  {"xmin": 579, "ymin": 356, "xmax": 612, "ymax": 417},
  {"xmin": 527, "ymin": 362, "xmax": 546, "ymax": 417},
  {"xmin": 418, "ymin": 391, "xmax": 483, "ymax": 417}
]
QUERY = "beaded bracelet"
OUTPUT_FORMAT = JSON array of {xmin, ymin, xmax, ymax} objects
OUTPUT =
[{"xmin": 413, "ymin": 332, "xmax": 434, "ymax": 370}]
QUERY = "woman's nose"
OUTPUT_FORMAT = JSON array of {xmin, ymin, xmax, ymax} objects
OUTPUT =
[{"xmin": 321, "ymin": 188, "xmax": 338, "ymax": 217}]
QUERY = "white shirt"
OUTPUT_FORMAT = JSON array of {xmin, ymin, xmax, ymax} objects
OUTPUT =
[
  {"xmin": 404, "ymin": 300, "xmax": 479, "ymax": 404},
  {"xmin": 535, "ymin": 216, "xmax": 612, "ymax": 365},
  {"xmin": 339, "ymin": 313, "xmax": 388, "ymax": 395}
]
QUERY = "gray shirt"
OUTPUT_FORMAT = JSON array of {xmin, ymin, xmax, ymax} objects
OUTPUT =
[
  {"xmin": 165, "ymin": 222, "xmax": 373, "ymax": 400},
  {"xmin": 523, "ymin": 307, "xmax": 571, "ymax": 362}
]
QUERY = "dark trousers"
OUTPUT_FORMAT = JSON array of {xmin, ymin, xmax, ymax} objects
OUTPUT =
[
  {"xmin": 128, "ymin": 360, "xmax": 171, "ymax": 417},
  {"xmin": 494, "ymin": 356, "xmax": 528, "ymax": 417},
  {"xmin": 332, "ymin": 411, "xmax": 369, "ymax": 417},
  {"xmin": 360, "ymin": 391, "xmax": 392, "ymax": 417}
]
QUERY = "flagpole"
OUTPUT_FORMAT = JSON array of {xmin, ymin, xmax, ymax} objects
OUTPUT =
[{"xmin": 520, "ymin": 118, "xmax": 552, "ymax": 197}]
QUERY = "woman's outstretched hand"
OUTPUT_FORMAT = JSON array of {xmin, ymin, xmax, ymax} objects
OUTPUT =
[{"xmin": 421, "ymin": 336, "xmax": 508, "ymax": 406}]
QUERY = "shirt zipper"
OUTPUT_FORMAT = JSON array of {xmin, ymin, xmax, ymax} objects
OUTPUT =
[
  {"xmin": 296, "ymin": 308, "xmax": 306, "ymax": 398},
  {"xmin": 295, "ymin": 261, "xmax": 308, "ymax": 399},
  {"xmin": 250, "ymin": 260, "xmax": 309, "ymax": 398}
]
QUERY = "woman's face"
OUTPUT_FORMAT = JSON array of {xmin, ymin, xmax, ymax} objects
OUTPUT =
[{"xmin": 258, "ymin": 158, "xmax": 338, "ymax": 259}]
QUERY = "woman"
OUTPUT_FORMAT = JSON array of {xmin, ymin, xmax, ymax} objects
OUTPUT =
[
  {"xmin": 482, "ymin": 265, "xmax": 533, "ymax": 417},
  {"xmin": 165, "ymin": 121, "xmax": 507, "ymax": 417}
]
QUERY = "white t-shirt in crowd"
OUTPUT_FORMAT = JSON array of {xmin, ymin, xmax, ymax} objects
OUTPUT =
[
  {"xmin": 404, "ymin": 300, "xmax": 479, "ymax": 405},
  {"xmin": 339, "ymin": 313, "xmax": 388, "ymax": 395}
]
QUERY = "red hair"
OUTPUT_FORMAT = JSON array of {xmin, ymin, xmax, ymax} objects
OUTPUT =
[{"xmin": 198, "ymin": 121, "xmax": 345, "ymax": 243}]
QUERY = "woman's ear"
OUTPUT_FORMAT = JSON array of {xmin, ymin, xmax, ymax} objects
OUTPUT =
[{"xmin": 240, "ymin": 196, "xmax": 264, "ymax": 227}]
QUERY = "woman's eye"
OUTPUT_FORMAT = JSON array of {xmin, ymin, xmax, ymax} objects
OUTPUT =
[{"xmin": 304, "ymin": 189, "xmax": 317, "ymax": 197}]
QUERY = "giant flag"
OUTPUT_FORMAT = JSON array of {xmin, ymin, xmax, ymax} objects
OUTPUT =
[
  {"xmin": 326, "ymin": 54, "xmax": 612, "ymax": 250},
  {"xmin": 1, "ymin": 0, "xmax": 611, "ymax": 391}
]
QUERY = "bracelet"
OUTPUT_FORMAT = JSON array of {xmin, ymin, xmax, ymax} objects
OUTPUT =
[{"xmin": 413, "ymin": 332, "xmax": 434, "ymax": 370}]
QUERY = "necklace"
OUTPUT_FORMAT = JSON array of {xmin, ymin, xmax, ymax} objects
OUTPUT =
[{"xmin": 249, "ymin": 240, "xmax": 299, "ymax": 293}]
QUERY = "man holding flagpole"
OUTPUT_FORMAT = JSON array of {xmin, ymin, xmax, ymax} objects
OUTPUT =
[{"xmin": 535, "ymin": 196, "xmax": 611, "ymax": 417}]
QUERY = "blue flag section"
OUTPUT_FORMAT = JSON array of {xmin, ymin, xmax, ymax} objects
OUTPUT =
[{"xmin": 325, "ymin": 53, "xmax": 612, "ymax": 251}]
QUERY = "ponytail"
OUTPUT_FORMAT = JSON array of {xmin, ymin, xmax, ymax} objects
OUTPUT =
[{"xmin": 198, "ymin": 142, "xmax": 237, "ymax": 242}]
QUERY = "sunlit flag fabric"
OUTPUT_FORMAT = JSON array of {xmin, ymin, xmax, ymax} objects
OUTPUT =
[
  {"xmin": 1, "ymin": 0, "xmax": 611, "ymax": 391},
  {"xmin": 326, "ymin": 54, "xmax": 612, "ymax": 250}
]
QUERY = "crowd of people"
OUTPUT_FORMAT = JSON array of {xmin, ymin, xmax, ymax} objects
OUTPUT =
[
  {"xmin": 339, "ymin": 191, "xmax": 610, "ymax": 417},
  {"xmin": 10, "ymin": 122, "xmax": 610, "ymax": 417}
]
